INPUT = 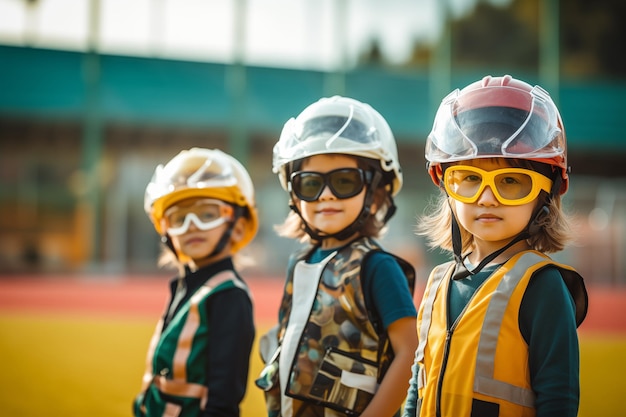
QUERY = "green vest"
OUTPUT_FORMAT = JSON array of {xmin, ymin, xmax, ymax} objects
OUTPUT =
[{"xmin": 134, "ymin": 271, "xmax": 250, "ymax": 417}]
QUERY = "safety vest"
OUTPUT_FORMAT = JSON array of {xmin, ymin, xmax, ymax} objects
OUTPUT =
[
  {"xmin": 279, "ymin": 237, "xmax": 415, "ymax": 416},
  {"xmin": 134, "ymin": 271, "xmax": 250, "ymax": 417},
  {"xmin": 415, "ymin": 250, "xmax": 587, "ymax": 417}
]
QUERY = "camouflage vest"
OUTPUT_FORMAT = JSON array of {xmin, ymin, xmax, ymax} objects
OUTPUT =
[{"xmin": 279, "ymin": 237, "xmax": 415, "ymax": 415}]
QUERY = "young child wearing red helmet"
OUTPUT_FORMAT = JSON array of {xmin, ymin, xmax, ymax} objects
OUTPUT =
[{"xmin": 403, "ymin": 75, "xmax": 588, "ymax": 417}]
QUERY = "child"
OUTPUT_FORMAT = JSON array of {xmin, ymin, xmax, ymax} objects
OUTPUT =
[
  {"xmin": 256, "ymin": 96, "xmax": 418, "ymax": 417},
  {"xmin": 404, "ymin": 75, "xmax": 588, "ymax": 417},
  {"xmin": 134, "ymin": 147, "xmax": 258, "ymax": 417}
]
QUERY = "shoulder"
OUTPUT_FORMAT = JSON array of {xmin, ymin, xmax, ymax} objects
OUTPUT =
[
  {"xmin": 521, "ymin": 266, "xmax": 576, "ymax": 326},
  {"xmin": 363, "ymin": 250, "xmax": 405, "ymax": 275},
  {"xmin": 203, "ymin": 270, "xmax": 251, "ymax": 302}
]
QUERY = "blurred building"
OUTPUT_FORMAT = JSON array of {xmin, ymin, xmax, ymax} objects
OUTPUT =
[
  {"xmin": 1, "ymin": 0, "xmax": 625, "ymax": 285},
  {"xmin": 1, "ymin": 45, "xmax": 625, "ymax": 286}
]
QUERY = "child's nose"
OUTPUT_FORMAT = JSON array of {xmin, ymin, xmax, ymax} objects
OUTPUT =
[
  {"xmin": 318, "ymin": 184, "xmax": 335, "ymax": 200},
  {"xmin": 477, "ymin": 185, "xmax": 499, "ymax": 206}
]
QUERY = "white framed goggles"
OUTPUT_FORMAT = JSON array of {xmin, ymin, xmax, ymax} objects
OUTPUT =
[
  {"xmin": 164, "ymin": 199, "xmax": 234, "ymax": 236},
  {"xmin": 443, "ymin": 165, "xmax": 553, "ymax": 206}
]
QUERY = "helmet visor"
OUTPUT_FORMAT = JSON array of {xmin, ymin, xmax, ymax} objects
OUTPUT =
[
  {"xmin": 145, "ymin": 150, "xmax": 239, "ymax": 213},
  {"xmin": 273, "ymin": 104, "xmax": 381, "ymax": 169},
  {"xmin": 426, "ymin": 85, "xmax": 565, "ymax": 163}
]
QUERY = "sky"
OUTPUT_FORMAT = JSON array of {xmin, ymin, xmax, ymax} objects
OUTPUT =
[{"xmin": 0, "ymin": 0, "xmax": 510, "ymax": 71}]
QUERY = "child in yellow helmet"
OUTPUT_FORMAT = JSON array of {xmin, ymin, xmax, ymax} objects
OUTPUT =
[{"xmin": 134, "ymin": 148, "xmax": 258, "ymax": 417}]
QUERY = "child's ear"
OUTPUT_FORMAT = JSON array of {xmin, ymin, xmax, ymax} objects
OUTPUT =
[
  {"xmin": 434, "ymin": 165, "xmax": 444, "ymax": 186},
  {"xmin": 230, "ymin": 217, "xmax": 247, "ymax": 244}
]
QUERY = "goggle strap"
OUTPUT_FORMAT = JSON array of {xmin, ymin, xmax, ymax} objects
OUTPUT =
[
  {"xmin": 452, "ymin": 231, "xmax": 530, "ymax": 281},
  {"xmin": 450, "ymin": 202, "xmax": 464, "ymax": 264},
  {"xmin": 161, "ymin": 234, "xmax": 178, "ymax": 259},
  {"xmin": 528, "ymin": 205, "xmax": 549, "ymax": 236}
]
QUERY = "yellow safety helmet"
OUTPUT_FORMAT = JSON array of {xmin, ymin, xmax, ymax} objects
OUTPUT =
[{"xmin": 144, "ymin": 148, "xmax": 258, "ymax": 253}]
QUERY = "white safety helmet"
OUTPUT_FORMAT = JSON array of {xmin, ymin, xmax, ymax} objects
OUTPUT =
[
  {"xmin": 272, "ymin": 96, "xmax": 403, "ymax": 196},
  {"xmin": 144, "ymin": 148, "xmax": 258, "ymax": 253}
]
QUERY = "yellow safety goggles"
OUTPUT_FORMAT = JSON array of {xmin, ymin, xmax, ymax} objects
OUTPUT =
[{"xmin": 443, "ymin": 165, "xmax": 553, "ymax": 206}]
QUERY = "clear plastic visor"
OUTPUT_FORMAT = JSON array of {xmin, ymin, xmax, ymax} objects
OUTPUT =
[
  {"xmin": 273, "ymin": 104, "xmax": 381, "ymax": 169},
  {"xmin": 426, "ymin": 85, "xmax": 564, "ymax": 163},
  {"xmin": 145, "ymin": 152, "xmax": 239, "ymax": 210}
]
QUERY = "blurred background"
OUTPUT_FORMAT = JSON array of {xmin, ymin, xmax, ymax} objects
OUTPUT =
[
  {"xmin": 0, "ymin": 0, "xmax": 625, "ymax": 416},
  {"xmin": 0, "ymin": 0, "xmax": 625, "ymax": 281}
]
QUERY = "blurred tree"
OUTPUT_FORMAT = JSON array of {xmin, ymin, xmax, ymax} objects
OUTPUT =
[
  {"xmin": 452, "ymin": 1, "xmax": 538, "ymax": 71},
  {"xmin": 358, "ymin": 38, "xmax": 385, "ymax": 66},
  {"xmin": 561, "ymin": 0, "xmax": 626, "ymax": 78},
  {"xmin": 391, "ymin": 0, "xmax": 626, "ymax": 78}
]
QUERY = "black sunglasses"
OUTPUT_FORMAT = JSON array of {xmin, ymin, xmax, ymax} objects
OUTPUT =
[{"xmin": 289, "ymin": 168, "xmax": 371, "ymax": 202}]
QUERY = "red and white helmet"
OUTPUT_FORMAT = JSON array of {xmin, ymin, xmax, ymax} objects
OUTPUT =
[
  {"xmin": 425, "ymin": 75, "xmax": 569, "ymax": 194},
  {"xmin": 144, "ymin": 148, "xmax": 258, "ymax": 253},
  {"xmin": 272, "ymin": 96, "xmax": 403, "ymax": 196}
]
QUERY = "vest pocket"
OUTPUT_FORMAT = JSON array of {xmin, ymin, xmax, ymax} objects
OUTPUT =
[
  {"xmin": 299, "ymin": 347, "xmax": 378, "ymax": 415},
  {"xmin": 471, "ymin": 398, "xmax": 499, "ymax": 417}
]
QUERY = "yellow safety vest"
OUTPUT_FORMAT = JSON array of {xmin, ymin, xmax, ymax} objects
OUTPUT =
[{"xmin": 414, "ymin": 250, "xmax": 587, "ymax": 417}]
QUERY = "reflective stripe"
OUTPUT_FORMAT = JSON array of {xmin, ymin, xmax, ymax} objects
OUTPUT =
[
  {"xmin": 415, "ymin": 262, "xmax": 453, "ymax": 364},
  {"xmin": 141, "ymin": 318, "xmax": 164, "ymax": 392},
  {"xmin": 473, "ymin": 252, "xmax": 543, "ymax": 407},
  {"xmin": 280, "ymin": 253, "xmax": 332, "ymax": 417},
  {"xmin": 153, "ymin": 375, "xmax": 209, "ymax": 401},
  {"xmin": 173, "ymin": 271, "xmax": 239, "ymax": 381},
  {"xmin": 163, "ymin": 402, "xmax": 181, "ymax": 417}
]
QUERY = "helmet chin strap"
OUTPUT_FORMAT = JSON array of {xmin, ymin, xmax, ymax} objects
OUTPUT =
[
  {"xmin": 290, "ymin": 170, "xmax": 393, "ymax": 242},
  {"xmin": 450, "ymin": 203, "xmax": 549, "ymax": 280}
]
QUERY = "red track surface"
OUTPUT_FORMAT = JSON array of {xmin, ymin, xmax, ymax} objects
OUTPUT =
[{"xmin": 0, "ymin": 275, "xmax": 624, "ymax": 333}]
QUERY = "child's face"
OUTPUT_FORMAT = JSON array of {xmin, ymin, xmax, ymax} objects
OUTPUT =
[
  {"xmin": 164, "ymin": 197, "xmax": 234, "ymax": 264},
  {"xmin": 296, "ymin": 154, "xmax": 367, "ymax": 246},
  {"xmin": 449, "ymin": 158, "xmax": 540, "ymax": 251}
]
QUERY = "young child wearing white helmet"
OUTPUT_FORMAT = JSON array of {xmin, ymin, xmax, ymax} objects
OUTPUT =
[
  {"xmin": 134, "ymin": 148, "xmax": 258, "ymax": 417},
  {"xmin": 256, "ymin": 96, "xmax": 417, "ymax": 417},
  {"xmin": 404, "ymin": 76, "xmax": 588, "ymax": 417}
]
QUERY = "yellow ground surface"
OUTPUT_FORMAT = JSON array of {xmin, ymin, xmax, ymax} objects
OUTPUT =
[{"xmin": 0, "ymin": 312, "xmax": 624, "ymax": 417}]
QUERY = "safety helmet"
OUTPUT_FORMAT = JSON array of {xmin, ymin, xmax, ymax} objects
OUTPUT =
[
  {"xmin": 272, "ymin": 96, "xmax": 403, "ymax": 196},
  {"xmin": 425, "ymin": 75, "xmax": 569, "ymax": 194},
  {"xmin": 144, "ymin": 148, "xmax": 258, "ymax": 253}
]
